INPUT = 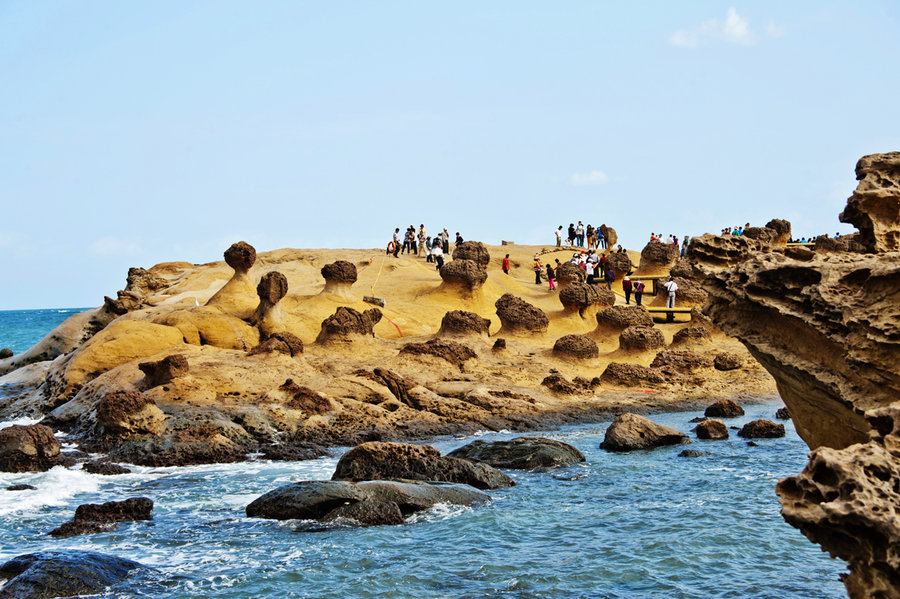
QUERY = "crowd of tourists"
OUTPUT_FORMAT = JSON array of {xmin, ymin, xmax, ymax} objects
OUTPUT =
[
  {"xmin": 390, "ymin": 225, "xmax": 465, "ymax": 270},
  {"xmin": 553, "ymin": 222, "xmax": 612, "ymax": 250}
]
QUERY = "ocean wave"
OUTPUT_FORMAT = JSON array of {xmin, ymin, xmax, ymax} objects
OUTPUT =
[{"xmin": 0, "ymin": 466, "xmax": 99, "ymax": 516}]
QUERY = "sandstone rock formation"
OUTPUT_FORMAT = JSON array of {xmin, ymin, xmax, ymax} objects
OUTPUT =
[
  {"xmin": 138, "ymin": 354, "xmax": 189, "ymax": 388},
  {"xmin": 704, "ymin": 399, "xmax": 744, "ymax": 418},
  {"xmin": 639, "ymin": 240, "xmax": 680, "ymax": 273},
  {"xmin": 49, "ymin": 497, "xmax": 153, "ymax": 538},
  {"xmin": 0, "ymin": 424, "xmax": 62, "ymax": 472},
  {"xmin": 694, "ymin": 419, "xmax": 728, "ymax": 440},
  {"xmin": 618, "ymin": 326, "xmax": 665, "ymax": 352},
  {"xmin": 559, "ymin": 282, "xmax": 615, "ymax": 318},
  {"xmin": 439, "ymin": 259, "xmax": 488, "ymax": 296},
  {"xmin": 551, "ymin": 334, "xmax": 599, "ymax": 360},
  {"xmin": 451, "ymin": 241, "xmax": 491, "ymax": 268},
  {"xmin": 436, "ymin": 310, "xmax": 491, "ymax": 338},
  {"xmin": 839, "ymin": 151, "xmax": 900, "ymax": 252},
  {"xmin": 316, "ymin": 307, "xmax": 382, "ymax": 343},
  {"xmin": 206, "ymin": 241, "xmax": 258, "ymax": 319},
  {"xmin": 713, "ymin": 352, "xmax": 743, "ymax": 371},
  {"xmin": 598, "ymin": 224, "xmax": 617, "ymax": 247},
  {"xmin": 555, "ymin": 262, "xmax": 586, "ymax": 288},
  {"xmin": 95, "ymin": 390, "xmax": 166, "ymax": 438},
  {"xmin": 599, "ymin": 363, "xmax": 665, "ymax": 387},
  {"xmin": 154, "ymin": 307, "xmax": 260, "ymax": 351},
  {"xmin": 331, "ymin": 441, "xmax": 514, "ymax": 490},
  {"xmin": 605, "ymin": 252, "xmax": 633, "ymax": 277},
  {"xmin": 447, "ymin": 437, "xmax": 585, "ymax": 469},
  {"xmin": 399, "ymin": 339, "xmax": 477, "ymax": 370},
  {"xmin": 250, "ymin": 271, "xmax": 289, "ymax": 337},
  {"xmin": 671, "ymin": 326, "xmax": 712, "ymax": 346},
  {"xmin": 650, "ymin": 349, "xmax": 712, "ymax": 374},
  {"xmin": 600, "ymin": 413, "xmax": 689, "ymax": 451},
  {"xmin": 593, "ymin": 305, "xmax": 653, "ymax": 337},
  {"xmin": 0, "ymin": 348, "xmax": 13, "ymax": 359},
  {"xmin": 248, "ymin": 331, "xmax": 304, "ymax": 357},
  {"xmin": 320, "ymin": 260, "xmax": 358, "ymax": 299},
  {"xmin": 495, "ymin": 294, "xmax": 549, "ymax": 336}
]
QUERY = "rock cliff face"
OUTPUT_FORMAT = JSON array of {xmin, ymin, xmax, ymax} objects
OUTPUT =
[{"xmin": 693, "ymin": 152, "xmax": 900, "ymax": 599}]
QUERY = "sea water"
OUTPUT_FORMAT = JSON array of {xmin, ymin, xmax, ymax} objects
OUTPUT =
[{"xmin": 0, "ymin": 309, "xmax": 847, "ymax": 598}]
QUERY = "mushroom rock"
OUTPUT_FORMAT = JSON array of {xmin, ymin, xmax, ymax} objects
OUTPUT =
[
  {"xmin": 95, "ymin": 390, "xmax": 166, "ymax": 438},
  {"xmin": 671, "ymin": 326, "xmax": 712, "ymax": 346},
  {"xmin": 839, "ymin": 151, "xmax": 900, "ymax": 252},
  {"xmin": 599, "ymin": 362, "xmax": 665, "ymax": 387},
  {"xmin": 650, "ymin": 349, "xmax": 713, "ymax": 374},
  {"xmin": 451, "ymin": 241, "xmax": 491, "ymax": 268},
  {"xmin": 206, "ymin": 241, "xmax": 258, "ymax": 319},
  {"xmin": 552, "ymin": 334, "xmax": 599, "ymax": 360},
  {"xmin": 0, "ymin": 424, "xmax": 62, "ymax": 473},
  {"xmin": 638, "ymin": 240, "xmax": 680, "ymax": 273},
  {"xmin": 594, "ymin": 305, "xmax": 654, "ymax": 337},
  {"xmin": 600, "ymin": 413, "xmax": 689, "ymax": 451},
  {"xmin": 138, "ymin": 354, "xmax": 189, "ymax": 388},
  {"xmin": 331, "ymin": 441, "xmax": 514, "ymax": 490},
  {"xmin": 694, "ymin": 419, "xmax": 729, "ymax": 440},
  {"xmin": 555, "ymin": 262, "xmax": 586, "ymax": 288},
  {"xmin": 248, "ymin": 331, "xmax": 304, "ymax": 357},
  {"xmin": 251, "ymin": 271, "xmax": 289, "ymax": 337},
  {"xmin": 399, "ymin": 339, "xmax": 477, "ymax": 370},
  {"xmin": 316, "ymin": 306, "xmax": 383, "ymax": 343},
  {"xmin": 154, "ymin": 307, "xmax": 260, "ymax": 351},
  {"xmin": 495, "ymin": 293, "xmax": 549, "ymax": 336},
  {"xmin": 605, "ymin": 252, "xmax": 632, "ymax": 277},
  {"xmin": 765, "ymin": 218, "xmax": 793, "ymax": 244},
  {"xmin": 439, "ymin": 259, "xmax": 488, "ymax": 297},
  {"xmin": 558, "ymin": 282, "xmax": 614, "ymax": 318},
  {"xmin": 598, "ymin": 224, "xmax": 618, "ymax": 247},
  {"xmin": 321, "ymin": 260, "xmax": 358, "ymax": 299},
  {"xmin": 436, "ymin": 310, "xmax": 491, "ymax": 338},
  {"xmin": 618, "ymin": 326, "xmax": 665, "ymax": 352}
]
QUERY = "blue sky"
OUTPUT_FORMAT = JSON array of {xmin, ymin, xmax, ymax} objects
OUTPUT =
[{"xmin": 1, "ymin": 1, "xmax": 898, "ymax": 309}]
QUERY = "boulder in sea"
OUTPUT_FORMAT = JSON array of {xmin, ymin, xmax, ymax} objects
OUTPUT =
[
  {"xmin": 49, "ymin": 497, "xmax": 154, "ymax": 538},
  {"xmin": 600, "ymin": 413, "xmax": 689, "ymax": 452},
  {"xmin": 436, "ymin": 310, "xmax": 491, "ymax": 338},
  {"xmin": 447, "ymin": 436, "xmax": 585, "ymax": 469},
  {"xmin": 738, "ymin": 419, "xmax": 786, "ymax": 439},
  {"xmin": 248, "ymin": 331, "xmax": 304, "ymax": 357},
  {"xmin": 598, "ymin": 362, "xmax": 665, "ymax": 387},
  {"xmin": 678, "ymin": 449, "xmax": 711, "ymax": 458},
  {"xmin": 332, "ymin": 441, "xmax": 514, "ymax": 490},
  {"xmin": 618, "ymin": 326, "xmax": 665, "ymax": 351},
  {"xmin": 245, "ymin": 479, "xmax": 490, "ymax": 526},
  {"xmin": 138, "ymin": 354, "xmax": 189, "ymax": 388},
  {"xmin": 107, "ymin": 427, "xmax": 246, "ymax": 467},
  {"xmin": 495, "ymin": 294, "xmax": 549, "ymax": 336},
  {"xmin": 0, "ymin": 424, "xmax": 62, "ymax": 473},
  {"xmin": 552, "ymin": 334, "xmax": 599, "ymax": 360},
  {"xmin": 399, "ymin": 339, "xmax": 477, "ymax": 370},
  {"xmin": 776, "ymin": 407, "xmax": 791, "ymax": 420},
  {"xmin": 0, "ymin": 348, "xmax": 12, "ymax": 359},
  {"xmin": 704, "ymin": 399, "xmax": 745, "ymax": 418},
  {"xmin": 0, "ymin": 551, "xmax": 151, "ymax": 599},
  {"xmin": 6, "ymin": 484, "xmax": 37, "ymax": 491},
  {"xmin": 95, "ymin": 390, "xmax": 166, "ymax": 438},
  {"xmin": 316, "ymin": 306, "xmax": 382, "ymax": 343},
  {"xmin": 451, "ymin": 241, "xmax": 491, "ymax": 268},
  {"xmin": 694, "ymin": 419, "xmax": 729, "ymax": 440},
  {"xmin": 82, "ymin": 461, "xmax": 132, "ymax": 476}
]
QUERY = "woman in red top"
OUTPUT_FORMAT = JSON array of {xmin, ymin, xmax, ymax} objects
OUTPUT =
[{"xmin": 502, "ymin": 254, "xmax": 510, "ymax": 275}]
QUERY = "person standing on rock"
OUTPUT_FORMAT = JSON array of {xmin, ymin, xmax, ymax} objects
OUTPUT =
[
  {"xmin": 433, "ymin": 243, "xmax": 444, "ymax": 271},
  {"xmin": 533, "ymin": 256, "xmax": 543, "ymax": 285},
  {"xmin": 392, "ymin": 228, "xmax": 401, "ymax": 258},
  {"xmin": 575, "ymin": 221, "xmax": 585, "ymax": 247},
  {"xmin": 634, "ymin": 279, "xmax": 645, "ymax": 306},
  {"xmin": 663, "ymin": 277, "xmax": 678, "ymax": 308},
  {"xmin": 622, "ymin": 276, "xmax": 633, "ymax": 304},
  {"xmin": 586, "ymin": 224, "xmax": 594, "ymax": 249},
  {"xmin": 502, "ymin": 254, "xmax": 510, "ymax": 275},
  {"xmin": 567, "ymin": 223, "xmax": 575, "ymax": 247}
]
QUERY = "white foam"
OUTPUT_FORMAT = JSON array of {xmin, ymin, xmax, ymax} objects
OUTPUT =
[
  {"xmin": 0, "ymin": 466, "xmax": 99, "ymax": 516},
  {"xmin": 0, "ymin": 416, "xmax": 41, "ymax": 430}
]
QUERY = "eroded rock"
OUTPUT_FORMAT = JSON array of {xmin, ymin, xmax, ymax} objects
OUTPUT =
[
  {"xmin": 437, "ymin": 310, "xmax": 490, "ymax": 337},
  {"xmin": 738, "ymin": 419, "xmax": 785, "ymax": 439},
  {"xmin": 49, "ymin": 498, "xmax": 153, "ymax": 538},
  {"xmin": 399, "ymin": 339, "xmax": 477, "ymax": 370},
  {"xmin": 138, "ymin": 354, "xmax": 189, "ymax": 388},
  {"xmin": 495, "ymin": 294, "xmax": 549, "ymax": 336},
  {"xmin": 595, "ymin": 305, "xmax": 653, "ymax": 335},
  {"xmin": 439, "ymin": 259, "xmax": 488, "ymax": 295},
  {"xmin": 671, "ymin": 326, "xmax": 712, "ymax": 346},
  {"xmin": 694, "ymin": 419, "xmax": 729, "ymax": 440},
  {"xmin": 451, "ymin": 241, "xmax": 491, "ymax": 268},
  {"xmin": 321, "ymin": 260, "xmax": 358, "ymax": 298},
  {"xmin": 600, "ymin": 413, "xmax": 689, "ymax": 451},
  {"xmin": 316, "ymin": 307, "xmax": 382, "ymax": 343},
  {"xmin": 618, "ymin": 326, "xmax": 665, "ymax": 351},
  {"xmin": 207, "ymin": 241, "xmax": 258, "ymax": 319},
  {"xmin": 839, "ymin": 152, "xmax": 900, "ymax": 252},
  {"xmin": 598, "ymin": 363, "xmax": 665, "ymax": 387},
  {"xmin": 447, "ymin": 437, "xmax": 585, "ymax": 469},
  {"xmin": 95, "ymin": 391, "xmax": 165, "ymax": 438},
  {"xmin": 248, "ymin": 331, "xmax": 304, "ymax": 357},
  {"xmin": 639, "ymin": 240, "xmax": 680, "ymax": 272},
  {"xmin": 704, "ymin": 399, "xmax": 744, "ymax": 418},
  {"xmin": 713, "ymin": 352, "xmax": 743, "ymax": 371},
  {"xmin": 0, "ymin": 424, "xmax": 62, "ymax": 473},
  {"xmin": 551, "ymin": 335, "xmax": 599, "ymax": 360},
  {"xmin": 559, "ymin": 282, "xmax": 614, "ymax": 317},
  {"xmin": 0, "ymin": 551, "xmax": 150, "ymax": 599},
  {"xmin": 555, "ymin": 262, "xmax": 586, "ymax": 288}
]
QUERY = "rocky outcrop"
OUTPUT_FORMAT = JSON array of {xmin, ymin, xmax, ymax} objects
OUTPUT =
[
  {"xmin": 248, "ymin": 331, "xmax": 304, "ymax": 357},
  {"xmin": 495, "ymin": 294, "xmax": 549, "ymax": 336},
  {"xmin": 107, "ymin": 427, "xmax": 245, "ymax": 467},
  {"xmin": 670, "ymin": 276, "xmax": 707, "ymax": 306},
  {"xmin": 541, "ymin": 373, "xmax": 595, "ymax": 395},
  {"xmin": 321, "ymin": 260, "xmax": 358, "ymax": 298},
  {"xmin": 451, "ymin": 241, "xmax": 491, "ymax": 268},
  {"xmin": 559, "ymin": 282, "xmax": 614, "ymax": 317},
  {"xmin": 738, "ymin": 419, "xmax": 785, "ymax": 439},
  {"xmin": 250, "ymin": 271, "xmax": 288, "ymax": 336},
  {"xmin": 399, "ymin": 339, "xmax": 477, "ymax": 370},
  {"xmin": 600, "ymin": 413, "xmax": 689, "ymax": 451},
  {"xmin": 206, "ymin": 241, "xmax": 258, "ymax": 319},
  {"xmin": 331, "ymin": 442, "xmax": 514, "ymax": 490},
  {"xmin": 49, "ymin": 497, "xmax": 153, "ymax": 537},
  {"xmin": 650, "ymin": 349, "xmax": 712, "ymax": 374},
  {"xmin": 245, "ymin": 479, "xmax": 490, "ymax": 526},
  {"xmin": 671, "ymin": 326, "xmax": 712, "ymax": 346},
  {"xmin": 551, "ymin": 335, "xmax": 599, "ymax": 360},
  {"xmin": 316, "ymin": 307, "xmax": 382, "ymax": 343},
  {"xmin": 704, "ymin": 399, "xmax": 744, "ymax": 418},
  {"xmin": 713, "ymin": 352, "xmax": 743, "ymax": 371},
  {"xmin": 598, "ymin": 224, "xmax": 617, "ymax": 247},
  {"xmin": 154, "ymin": 307, "xmax": 259, "ymax": 351},
  {"xmin": 815, "ymin": 234, "xmax": 866, "ymax": 253},
  {"xmin": 605, "ymin": 252, "xmax": 632, "ymax": 277},
  {"xmin": 618, "ymin": 326, "xmax": 665, "ymax": 351},
  {"xmin": 439, "ymin": 260, "xmax": 488, "ymax": 296},
  {"xmin": 639, "ymin": 240, "xmax": 680, "ymax": 272},
  {"xmin": 0, "ymin": 424, "xmax": 62, "ymax": 473},
  {"xmin": 687, "ymin": 233, "xmax": 759, "ymax": 268},
  {"xmin": 599, "ymin": 363, "xmax": 665, "ymax": 387},
  {"xmin": 95, "ymin": 391, "xmax": 166, "ymax": 438},
  {"xmin": 839, "ymin": 152, "xmax": 900, "ymax": 252},
  {"xmin": 594, "ymin": 305, "xmax": 653, "ymax": 337},
  {"xmin": 447, "ymin": 437, "xmax": 585, "ymax": 469},
  {"xmin": 0, "ymin": 551, "xmax": 150, "ymax": 598},
  {"xmin": 555, "ymin": 262, "xmax": 586, "ymax": 288},
  {"xmin": 436, "ymin": 310, "xmax": 490, "ymax": 338},
  {"xmin": 694, "ymin": 419, "xmax": 728, "ymax": 440},
  {"xmin": 138, "ymin": 354, "xmax": 189, "ymax": 388}
]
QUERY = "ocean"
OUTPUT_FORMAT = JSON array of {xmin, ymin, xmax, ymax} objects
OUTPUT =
[{"xmin": 0, "ymin": 309, "xmax": 846, "ymax": 598}]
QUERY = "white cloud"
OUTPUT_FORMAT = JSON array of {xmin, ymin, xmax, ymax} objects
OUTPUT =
[
  {"xmin": 766, "ymin": 20, "xmax": 786, "ymax": 38},
  {"xmin": 669, "ymin": 7, "xmax": 757, "ymax": 48},
  {"xmin": 88, "ymin": 236, "xmax": 142, "ymax": 257},
  {"xmin": 571, "ymin": 170, "xmax": 609, "ymax": 186}
]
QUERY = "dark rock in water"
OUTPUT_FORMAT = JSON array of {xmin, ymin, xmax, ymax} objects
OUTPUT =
[
  {"xmin": 332, "ymin": 441, "xmax": 513, "ymax": 490},
  {"xmin": 600, "ymin": 413, "xmax": 689, "ymax": 452},
  {"xmin": 704, "ymin": 399, "xmax": 745, "ymax": 418},
  {"xmin": 678, "ymin": 449, "xmax": 711, "ymax": 458},
  {"xmin": 260, "ymin": 443, "xmax": 329, "ymax": 462},
  {"xmin": 81, "ymin": 462, "xmax": 131, "ymax": 476},
  {"xmin": 246, "ymin": 479, "xmax": 490, "ymax": 525},
  {"xmin": 49, "ymin": 498, "xmax": 153, "ymax": 538},
  {"xmin": 689, "ymin": 416, "xmax": 707, "ymax": 423},
  {"xmin": 747, "ymin": 441, "xmax": 759, "ymax": 447},
  {"xmin": 447, "ymin": 436, "xmax": 585, "ymax": 470},
  {"xmin": 0, "ymin": 550, "xmax": 149, "ymax": 599},
  {"xmin": 0, "ymin": 348, "xmax": 12, "ymax": 359},
  {"xmin": 738, "ymin": 419, "xmax": 786, "ymax": 439},
  {"xmin": 775, "ymin": 407, "xmax": 791, "ymax": 420},
  {"xmin": 694, "ymin": 419, "xmax": 729, "ymax": 440},
  {"xmin": 108, "ymin": 427, "xmax": 246, "ymax": 467},
  {"xmin": 399, "ymin": 339, "xmax": 477, "ymax": 370},
  {"xmin": 323, "ymin": 499, "xmax": 404, "ymax": 526},
  {"xmin": 0, "ymin": 424, "xmax": 62, "ymax": 473},
  {"xmin": 6, "ymin": 484, "xmax": 37, "ymax": 491}
]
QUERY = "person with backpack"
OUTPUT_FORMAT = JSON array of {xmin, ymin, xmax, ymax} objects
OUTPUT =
[
  {"xmin": 663, "ymin": 277, "xmax": 679, "ymax": 308},
  {"xmin": 633, "ymin": 279, "xmax": 645, "ymax": 306},
  {"xmin": 622, "ymin": 275, "xmax": 633, "ymax": 304},
  {"xmin": 533, "ymin": 256, "xmax": 543, "ymax": 285}
]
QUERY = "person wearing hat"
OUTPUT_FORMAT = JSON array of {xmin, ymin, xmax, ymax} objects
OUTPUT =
[{"xmin": 533, "ymin": 256, "xmax": 543, "ymax": 285}]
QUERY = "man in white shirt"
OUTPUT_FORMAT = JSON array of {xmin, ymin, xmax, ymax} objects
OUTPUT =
[
  {"xmin": 663, "ymin": 277, "xmax": 678, "ymax": 308},
  {"xmin": 392, "ymin": 228, "xmax": 400, "ymax": 258},
  {"xmin": 555, "ymin": 226, "xmax": 563, "ymax": 247}
]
